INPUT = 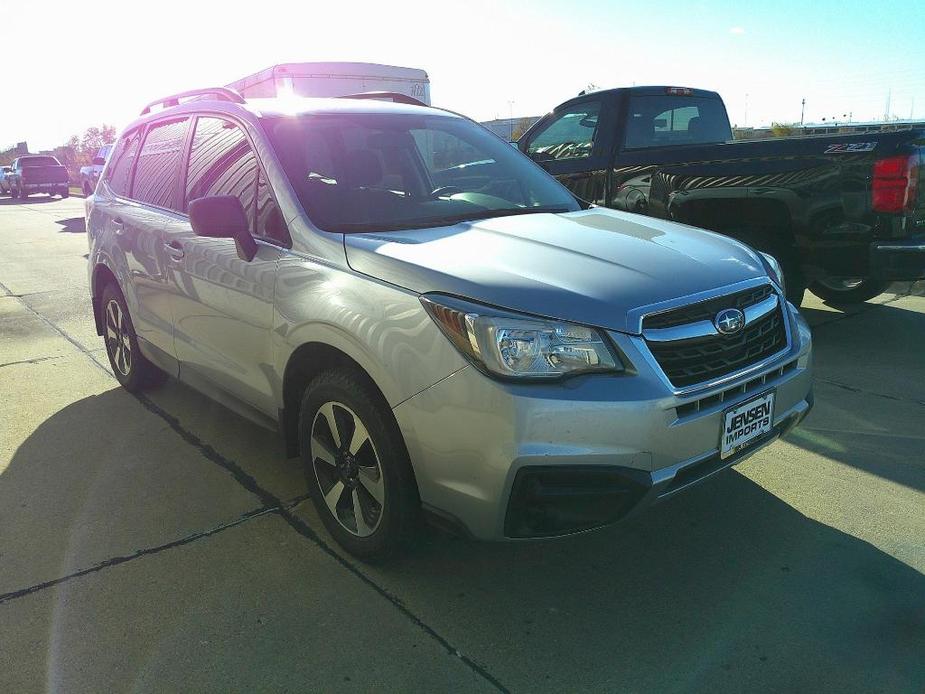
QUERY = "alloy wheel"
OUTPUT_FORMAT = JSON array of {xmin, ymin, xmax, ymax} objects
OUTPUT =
[
  {"xmin": 815, "ymin": 277, "xmax": 865, "ymax": 292},
  {"xmin": 310, "ymin": 401, "xmax": 385, "ymax": 537},
  {"xmin": 105, "ymin": 298, "xmax": 133, "ymax": 377}
]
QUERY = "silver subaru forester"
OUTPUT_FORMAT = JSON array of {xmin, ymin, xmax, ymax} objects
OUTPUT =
[{"xmin": 86, "ymin": 88, "xmax": 813, "ymax": 560}]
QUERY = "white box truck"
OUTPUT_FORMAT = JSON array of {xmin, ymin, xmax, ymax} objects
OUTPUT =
[{"xmin": 226, "ymin": 62, "xmax": 431, "ymax": 105}]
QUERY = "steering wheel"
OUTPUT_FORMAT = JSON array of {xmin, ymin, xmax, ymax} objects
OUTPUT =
[{"xmin": 431, "ymin": 186, "xmax": 464, "ymax": 198}]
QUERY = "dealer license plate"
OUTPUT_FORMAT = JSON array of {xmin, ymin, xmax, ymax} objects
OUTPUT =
[{"xmin": 720, "ymin": 391, "xmax": 775, "ymax": 459}]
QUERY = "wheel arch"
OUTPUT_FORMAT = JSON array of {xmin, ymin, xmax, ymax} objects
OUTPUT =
[
  {"xmin": 90, "ymin": 262, "xmax": 120, "ymax": 336},
  {"xmin": 280, "ymin": 342, "xmax": 396, "ymax": 460}
]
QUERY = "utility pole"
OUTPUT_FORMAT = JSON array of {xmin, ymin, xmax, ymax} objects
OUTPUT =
[
  {"xmin": 800, "ymin": 98, "xmax": 805, "ymax": 128},
  {"xmin": 508, "ymin": 100, "xmax": 515, "ymax": 141}
]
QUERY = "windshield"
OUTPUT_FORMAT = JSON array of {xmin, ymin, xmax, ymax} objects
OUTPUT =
[
  {"xmin": 20, "ymin": 156, "xmax": 60, "ymax": 167},
  {"xmin": 624, "ymin": 95, "xmax": 732, "ymax": 149},
  {"xmin": 262, "ymin": 113, "xmax": 579, "ymax": 232}
]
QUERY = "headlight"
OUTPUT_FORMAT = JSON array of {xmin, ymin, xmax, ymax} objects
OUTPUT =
[
  {"xmin": 421, "ymin": 295, "xmax": 623, "ymax": 380},
  {"xmin": 758, "ymin": 252, "xmax": 786, "ymax": 295}
]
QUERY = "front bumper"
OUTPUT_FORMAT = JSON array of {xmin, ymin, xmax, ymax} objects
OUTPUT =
[
  {"xmin": 394, "ymin": 303, "xmax": 814, "ymax": 540},
  {"xmin": 870, "ymin": 234, "xmax": 925, "ymax": 281}
]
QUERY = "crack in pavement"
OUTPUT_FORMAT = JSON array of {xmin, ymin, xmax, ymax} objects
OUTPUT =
[
  {"xmin": 0, "ymin": 355, "xmax": 62, "ymax": 368},
  {"xmin": 807, "ymin": 285, "xmax": 917, "ymax": 329},
  {"xmin": 0, "ymin": 278, "xmax": 510, "ymax": 693},
  {"xmin": 0, "ymin": 504, "xmax": 282, "ymax": 606},
  {"xmin": 816, "ymin": 377, "xmax": 925, "ymax": 408}
]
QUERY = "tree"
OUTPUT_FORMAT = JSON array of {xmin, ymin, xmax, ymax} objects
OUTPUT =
[
  {"xmin": 511, "ymin": 117, "xmax": 534, "ymax": 141},
  {"xmin": 770, "ymin": 122, "xmax": 796, "ymax": 137},
  {"xmin": 53, "ymin": 125, "xmax": 117, "ymax": 181}
]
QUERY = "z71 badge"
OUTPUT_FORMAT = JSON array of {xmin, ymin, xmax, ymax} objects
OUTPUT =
[{"xmin": 825, "ymin": 142, "xmax": 876, "ymax": 154}]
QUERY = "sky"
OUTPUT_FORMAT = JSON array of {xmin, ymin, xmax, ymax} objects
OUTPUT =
[{"xmin": 2, "ymin": 0, "xmax": 923, "ymax": 152}]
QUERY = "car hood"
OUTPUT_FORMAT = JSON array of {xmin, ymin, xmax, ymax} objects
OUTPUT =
[{"xmin": 343, "ymin": 208, "xmax": 767, "ymax": 334}]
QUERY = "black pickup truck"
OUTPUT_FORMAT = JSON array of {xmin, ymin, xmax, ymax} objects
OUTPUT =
[
  {"xmin": 8, "ymin": 155, "xmax": 70, "ymax": 200},
  {"xmin": 519, "ymin": 86, "xmax": 924, "ymax": 304}
]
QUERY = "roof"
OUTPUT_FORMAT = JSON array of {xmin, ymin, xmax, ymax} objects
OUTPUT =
[
  {"xmin": 557, "ymin": 85, "xmax": 722, "ymax": 109},
  {"xmin": 126, "ymin": 93, "xmax": 461, "ymax": 132}
]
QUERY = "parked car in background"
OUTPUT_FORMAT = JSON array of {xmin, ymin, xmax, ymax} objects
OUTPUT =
[
  {"xmin": 227, "ymin": 62, "xmax": 431, "ymax": 105},
  {"xmin": 79, "ymin": 144, "xmax": 114, "ymax": 196},
  {"xmin": 519, "ymin": 86, "xmax": 925, "ymax": 304},
  {"xmin": 0, "ymin": 166, "xmax": 12, "ymax": 195},
  {"xmin": 86, "ymin": 87, "xmax": 813, "ymax": 560},
  {"xmin": 7, "ymin": 155, "xmax": 69, "ymax": 199}
]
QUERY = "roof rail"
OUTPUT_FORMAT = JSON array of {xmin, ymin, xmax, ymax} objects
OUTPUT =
[
  {"xmin": 338, "ymin": 91, "xmax": 427, "ymax": 107},
  {"xmin": 140, "ymin": 87, "xmax": 245, "ymax": 116}
]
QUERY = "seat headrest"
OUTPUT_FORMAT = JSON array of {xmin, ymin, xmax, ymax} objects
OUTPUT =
[{"xmin": 345, "ymin": 150, "xmax": 382, "ymax": 187}]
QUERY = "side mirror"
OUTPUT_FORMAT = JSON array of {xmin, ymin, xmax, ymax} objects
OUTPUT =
[
  {"xmin": 92, "ymin": 157, "xmax": 105, "ymax": 166},
  {"xmin": 189, "ymin": 195, "xmax": 258, "ymax": 261}
]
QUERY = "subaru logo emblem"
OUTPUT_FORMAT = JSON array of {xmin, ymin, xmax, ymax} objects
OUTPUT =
[{"xmin": 715, "ymin": 308, "xmax": 745, "ymax": 335}]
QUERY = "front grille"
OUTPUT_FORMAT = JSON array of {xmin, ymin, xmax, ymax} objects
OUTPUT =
[
  {"xmin": 643, "ymin": 284, "xmax": 774, "ymax": 330},
  {"xmin": 643, "ymin": 284, "xmax": 788, "ymax": 389}
]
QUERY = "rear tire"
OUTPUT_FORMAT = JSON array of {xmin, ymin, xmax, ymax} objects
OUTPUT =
[
  {"xmin": 300, "ymin": 368, "xmax": 419, "ymax": 562},
  {"xmin": 18, "ymin": 185, "xmax": 28, "ymax": 199},
  {"xmin": 100, "ymin": 283, "xmax": 166, "ymax": 392},
  {"xmin": 809, "ymin": 277, "xmax": 890, "ymax": 304}
]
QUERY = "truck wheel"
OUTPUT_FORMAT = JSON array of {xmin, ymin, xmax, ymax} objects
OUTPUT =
[
  {"xmin": 60, "ymin": 188, "xmax": 69, "ymax": 199},
  {"xmin": 10, "ymin": 185, "xmax": 18, "ymax": 199},
  {"xmin": 82, "ymin": 182, "xmax": 92, "ymax": 196},
  {"xmin": 300, "ymin": 368, "xmax": 420, "ymax": 562},
  {"xmin": 18, "ymin": 185, "xmax": 28, "ymax": 199},
  {"xmin": 809, "ymin": 277, "xmax": 890, "ymax": 304}
]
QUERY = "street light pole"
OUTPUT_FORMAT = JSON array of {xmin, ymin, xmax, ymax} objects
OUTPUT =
[
  {"xmin": 508, "ymin": 100, "xmax": 515, "ymax": 141},
  {"xmin": 801, "ymin": 98, "xmax": 805, "ymax": 128}
]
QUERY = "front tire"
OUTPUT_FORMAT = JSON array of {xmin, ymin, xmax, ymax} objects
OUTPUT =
[
  {"xmin": 300, "ymin": 368, "xmax": 419, "ymax": 561},
  {"xmin": 809, "ymin": 277, "xmax": 890, "ymax": 304},
  {"xmin": 100, "ymin": 283, "xmax": 166, "ymax": 392}
]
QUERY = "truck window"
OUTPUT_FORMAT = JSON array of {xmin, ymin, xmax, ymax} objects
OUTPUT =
[
  {"xmin": 20, "ymin": 156, "xmax": 60, "ymax": 167},
  {"xmin": 132, "ymin": 118, "xmax": 189, "ymax": 209},
  {"xmin": 526, "ymin": 102, "xmax": 601, "ymax": 161},
  {"xmin": 624, "ymin": 95, "xmax": 731, "ymax": 149}
]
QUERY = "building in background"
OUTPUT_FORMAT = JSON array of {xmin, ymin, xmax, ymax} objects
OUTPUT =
[{"xmin": 480, "ymin": 116, "xmax": 541, "ymax": 142}]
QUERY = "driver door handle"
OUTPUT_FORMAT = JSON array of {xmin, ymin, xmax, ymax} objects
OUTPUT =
[{"xmin": 164, "ymin": 240, "xmax": 185, "ymax": 261}]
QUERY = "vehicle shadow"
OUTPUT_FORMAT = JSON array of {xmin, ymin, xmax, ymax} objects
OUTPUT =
[
  {"xmin": 55, "ymin": 217, "xmax": 86, "ymax": 233},
  {"xmin": 0, "ymin": 383, "xmax": 301, "ymax": 600},
  {"xmin": 792, "ymin": 299, "xmax": 925, "ymax": 493},
  {"xmin": 0, "ymin": 195, "xmax": 58, "ymax": 205},
  {"xmin": 367, "ymin": 466, "xmax": 924, "ymax": 691},
  {"xmin": 5, "ymin": 385, "xmax": 923, "ymax": 691}
]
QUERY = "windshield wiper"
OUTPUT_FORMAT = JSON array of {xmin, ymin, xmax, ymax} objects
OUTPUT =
[{"xmin": 332, "ymin": 206, "xmax": 575, "ymax": 233}]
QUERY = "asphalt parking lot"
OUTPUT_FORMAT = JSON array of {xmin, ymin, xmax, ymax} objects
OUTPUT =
[{"xmin": 1, "ymin": 195, "xmax": 923, "ymax": 693}]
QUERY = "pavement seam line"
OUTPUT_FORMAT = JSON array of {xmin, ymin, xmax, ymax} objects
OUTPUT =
[
  {"xmin": 816, "ymin": 376, "xmax": 925, "ymax": 408},
  {"xmin": 0, "ymin": 278, "xmax": 510, "ymax": 693},
  {"xmin": 0, "ymin": 505, "xmax": 279, "ymax": 606},
  {"xmin": 808, "ymin": 287, "xmax": 916, "ymax": 329},
  {"xmin": 0, "ymin": 355, "xmax": 62, "ymax": 368}
]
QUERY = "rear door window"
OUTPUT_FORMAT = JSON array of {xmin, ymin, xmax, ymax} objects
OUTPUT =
[
  {"xmin": 132, "ymin": 118, "xmax": 189, "ymax": 209},
  {"xmin": 526, "ymin": 102, "xmax": 601, "ymax": 161},
  {"xmin": 624, "ymin": 95, "xmax": 731, "ymax": 149},
  {"xmin": 106, "ymin": 128, "xmax": 143, "ymax": 197}
]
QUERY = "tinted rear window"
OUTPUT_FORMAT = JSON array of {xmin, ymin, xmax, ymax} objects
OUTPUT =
[
  {"xmin": 21, "ymin": 156, "xmax": 60, "ymax": 167},
  {"xmin": 624, "ymin": 95, "xmax": 731, "ymax": 149},
  {"xmin": 132, "ymin": 118, "xmax": 189, "ymax": 210},
  {"xmin": 107, "ymin": 128, "xmax": 143, "ymax": 196}
]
